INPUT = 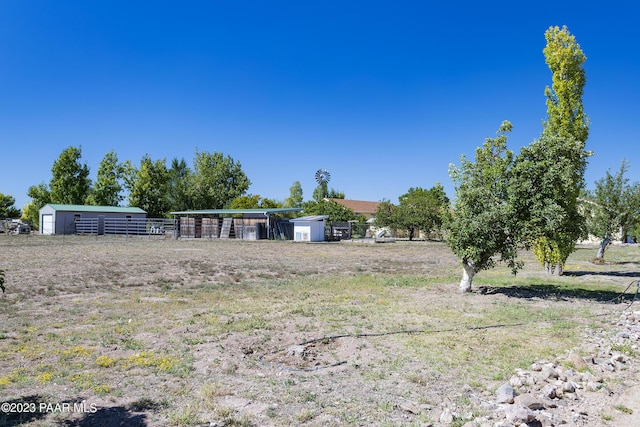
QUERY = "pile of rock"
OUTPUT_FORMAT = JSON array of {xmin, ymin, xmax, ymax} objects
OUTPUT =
[{"xmin": 445, "ymin": 309, "xmax": 640, "ymax": 427}]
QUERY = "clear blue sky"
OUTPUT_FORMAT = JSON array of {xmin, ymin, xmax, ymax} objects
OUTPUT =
[{"xmin": 1, "ymin": 1, "xmax": 638, "ymax": 210}]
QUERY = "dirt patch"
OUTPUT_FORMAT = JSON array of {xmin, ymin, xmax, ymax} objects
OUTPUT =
[{"xmin": 0, "ymin": 236, "xmax": 638, "ymax": 426}]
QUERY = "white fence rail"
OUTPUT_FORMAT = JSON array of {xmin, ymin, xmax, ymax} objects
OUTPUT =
[{"xmin": 75, "ymin": 218, "xmax": 175, "ymax": 236}]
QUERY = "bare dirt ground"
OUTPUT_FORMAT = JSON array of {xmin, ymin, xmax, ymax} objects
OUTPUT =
[{"xmin": 0, "ymin": 235, "xmax": 638, "ymax": 426}]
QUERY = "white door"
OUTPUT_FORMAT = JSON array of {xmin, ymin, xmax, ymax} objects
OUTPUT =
[{"xmin": 41, "ymin": 214, "xmax": 54, "ymax": 235}]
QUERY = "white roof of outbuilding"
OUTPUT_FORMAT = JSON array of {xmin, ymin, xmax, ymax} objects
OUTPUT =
[
  {"xmin": 42, "ymin": 204, "xmax": 146, "ymax": 214},
  {"xmin": 290, "ymin": 215, "xmax": 329, "ymax": 222},
  {"xmin": 171, "ymin": 208, "xmax": 302, "ymax": 215}
]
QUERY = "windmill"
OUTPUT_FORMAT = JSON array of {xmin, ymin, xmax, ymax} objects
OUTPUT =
[
  {"xmin": 315, "ymin": 168, "xmax": 331, "ymax": 186},
  {"xmin": 314, "ymin": 168, "xmax": 331, "ymax": 201}
]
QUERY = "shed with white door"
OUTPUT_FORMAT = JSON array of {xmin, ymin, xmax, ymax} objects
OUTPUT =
[
  {"xmin": 290, "ymin": 215, "xmax": 328, "ymax": 242},
  {"xmin": 39, "ymin": 204, "xmax": 147, "ymax": 235}
]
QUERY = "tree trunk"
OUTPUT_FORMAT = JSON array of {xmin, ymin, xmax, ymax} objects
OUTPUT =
[
  {"xmin": 596, "ymin": 237, "xmax": 612, "ymax": 260},
  {"xmin": 553, "ymin": 263, "xmax": 563, "ymax": 276},
  {"xmin": 544, "ymin": 261, "xmax": 552, "ymax": 275},
  {"xmin": 459, "ymin": 260, "xmax": 476, "ymax": 293}
]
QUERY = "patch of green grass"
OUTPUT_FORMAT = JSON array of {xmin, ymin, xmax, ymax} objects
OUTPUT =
[
  {"xmin": 611, "ymin": 343, "xmax": 636, "ymax": 357},
  {"xmin": 613, "ymin": 404, "xmax": 633, "ymax": 414}
]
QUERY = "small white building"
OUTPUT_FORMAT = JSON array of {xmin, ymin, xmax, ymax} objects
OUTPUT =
[
  {"xmin": 39, "ymin": 204, "xmax": 147, "ymax": 235},
  {"xmin": 291, "ymin": 215, "xmax": 328, "ymax": 242}
]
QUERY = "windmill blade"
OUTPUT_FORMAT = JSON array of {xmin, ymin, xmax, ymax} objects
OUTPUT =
[{"xmin": 315, "ymin": 168, "xmax": 331, "ymax": 184}]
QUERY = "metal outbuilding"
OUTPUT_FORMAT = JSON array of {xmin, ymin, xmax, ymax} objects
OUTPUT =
[
  {"xmin": 290, "ymin": 215, "xmax": 329, "ymax": 242},
  {"xmin": 39, "ymin": 204, "xmax": 147, "ymax": 235}
]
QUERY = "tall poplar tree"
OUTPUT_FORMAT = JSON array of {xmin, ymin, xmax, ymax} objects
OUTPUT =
[
  {"xmin": 511, "ymin": 25, "xmax": 590, "ymax": 275},
  {"xmin": 542, "ymin": 25, "xmax": 589, "ymax": 143},
  {"xmin": 284, "ymin": 181, "xmax": 303, "ymax": 208}
]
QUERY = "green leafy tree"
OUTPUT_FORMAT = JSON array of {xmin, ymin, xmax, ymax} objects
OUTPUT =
[
  {"xmin": 125, "ymin": 155, "xmax": 170, "ymax": 218},
  {"xmin": 327, "ymin": 188, "xmax": 345, "ymax": 199},
  {"xmin": 0, "ymin": 193, "xmax": 21, "ymax": 218},
  {"xmin": 50, "ymin": 146, "xmax": 92, "ymax": 205},
  {"xmin": 230, "ymin": 195, "xmax": 280, "ymax": 209},
  {"xmin": 374, "ymin": 185, "xmax": 449, "ymax": 240},
  {"xmin": 188, "ymin": 150, "xmax": 250, "ymax": 209},
  {"xmin": 583, "ymin": 159, "xmax": 640, "ymax": 258},
  {"xmin": 167, "ymin": 157, "xmax": 192, "ymax": 212},
  {"xmin": 510, "ymin": 133, "xmax": 589, "ymax": 274},
  {"xmin": 542, "ymin": 25, "xmax": 589, "ymax": 143},
  {"xmin": 259, "ymin": 198, "xmax": 281, "ymax": 209},
  {"xmin": 446, "ymin": 121, "xmax": 520, "ymax": 292},
  {"xmin": 284, "ymin": 181, "xmax": 303, "ymax": 208},
  {"xmin": 514, "ymin": 26, "xmax": 590, "ymax": 275},
  {"xmin": 24, "ymin": 183, "xmax": 52, "ymax": 228},
  {"xmin": 398, "ymin": 185, "xmax": 449, "ymax": 240},
  {"xmin": 373, "ymin": 199, "xmax": 395, "ymax": 232},
  {"xmin": 312, "ymin": 182, "xmax": 328, "ymax": 202},
  {"xmin": 230, "ymin": 195, "xmax": 261, "ymax": 210},
  {"xmin": 86, "ymin": 150, "xmax": 125, "ymax": 206},
  {"xmin": 302, "ymin": 199, "xmax": 357, "ymax": 222}
]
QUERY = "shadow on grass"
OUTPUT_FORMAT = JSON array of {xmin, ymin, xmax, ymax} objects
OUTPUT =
[
  {"xmin": 0, "ymin": 395, "xmax": 149, "ymax": 427},
  {"xmin": 61, "ymin": 406, "xmax": 148, "ymax": 427},
  {"xmin": 564, "ymin": 270, "xmax": 640, "ymax": 278},
  {"xmin": 0, "ymin": 395, "xmax": 49, "ymax": 426},
  {"xmin": 479, "ymin": 282, "xmax": 639, "ymax": 304}
]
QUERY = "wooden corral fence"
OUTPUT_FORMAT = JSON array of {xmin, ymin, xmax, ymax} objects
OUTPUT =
[
  {"xmin": 176, "ymin": 216, "xmax": 292, "ymax": 240},
  {"xmin": 178, "ymin": 217, "xmax": 270, "ymax": 239}
]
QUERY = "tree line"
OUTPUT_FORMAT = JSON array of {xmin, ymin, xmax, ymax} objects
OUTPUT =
[
  {"xmin": 2, "ymin": 26, "xmax": 638, "ymax": 290},
  {"xmin": 21, "ymin": 149, "xmax": 251, "ymax": 227}
]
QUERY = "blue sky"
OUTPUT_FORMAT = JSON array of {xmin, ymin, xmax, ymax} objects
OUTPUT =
[{"xmin": 1, "ymin": 1, "xmax": 639, "ymax": 210}]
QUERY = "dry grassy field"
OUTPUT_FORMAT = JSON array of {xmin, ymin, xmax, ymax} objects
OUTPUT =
[{"xmin": 0, "ymin": 235, "xmax": 638, "ymax": 426}]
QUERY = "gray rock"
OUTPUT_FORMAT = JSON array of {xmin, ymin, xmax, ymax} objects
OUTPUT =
[
  {"xmin": 586, "ymin": 381, "xmax": 601, "ymax": 392},
  {"xmin": 568, "ymin": 352, "xmax": 588, "ymax": 370},
  {"xmin": 504, "ymin": 404, "xmax": 536, "ymax": 424},
  {"xmin": 509, "ymin": 375, "xmax": 524, "ymax": 388},
  {"xmin": 496, "ymin": 384, "xmax": 516, "ymax": 404},
  {"xmin": 540, "ymin": 397, "xmax": 557, "ymax": 408},
  {"xmin": 514, "ymin": 393, "xmax": 544, "ymax": 410},
  {"xmin": 540, "ymin": 384, "xmax": 557, "ymax": 399},
  {"xmin": 541, "ymin": 365, "xmax": 558, "ymax": 380},
  {"xmin": 398, "ymin": 401, "xmax": 421, "ymax": 414},
  {"xmin": 523, "ymin": 373, "xmax": 537, "ymax": 386},
  {"xmin": 611, "ymin": 352, "xmax": 627, "ymax": 363},
  {"xmin": 536, "ymin": 413, "xmax": 554, "ymax": 427},
  {"xmin": 439, "ymin": 408, "xmax": 454, "ymax": 424},
  {"xmin": 562, "ymin": 381, "xmax": 575, "ymax": 393}
]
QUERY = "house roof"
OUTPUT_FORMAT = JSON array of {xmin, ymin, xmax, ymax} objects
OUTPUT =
[
  {"xmin": 43, "ymin": 204, "xmax": 146, "ymax": 214},
  {"xmin": 171, "ymin": 208, "xmax": 303, "ymax": 216},
  {"xmin": 328, "ymin": 199, "xmax": 381, "ymax": 214}
]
